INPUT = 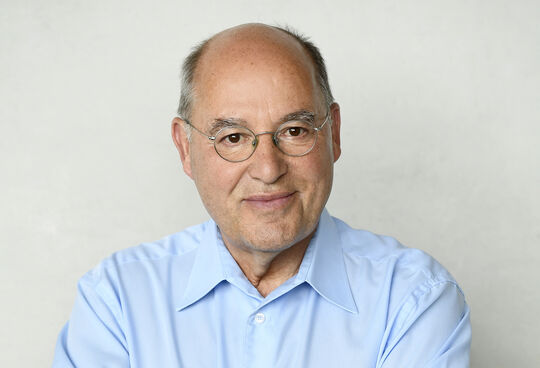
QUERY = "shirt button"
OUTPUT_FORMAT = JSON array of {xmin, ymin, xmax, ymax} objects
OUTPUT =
[{"xmin": 254, "ymin": 312, "xmax": 266, "ymax": 324}]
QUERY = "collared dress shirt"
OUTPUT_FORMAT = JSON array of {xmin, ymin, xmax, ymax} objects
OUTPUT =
[{"xmin": 53, "ymin": 210, "xmax": 471, "ymax": 367}]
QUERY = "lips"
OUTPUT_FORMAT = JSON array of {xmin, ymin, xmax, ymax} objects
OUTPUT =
[{"xmin": 244, "ymin": 191, "xmax": 296, "ymax": 209}]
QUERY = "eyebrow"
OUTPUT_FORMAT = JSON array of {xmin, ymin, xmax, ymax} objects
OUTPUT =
[
  {"xmin": 281, "ymin": 110, "xmax": 316, "ymax": 124},
  {"xmin": 207, "ymin": 109, "xmax": 317, "ymax": 135},
  {"xmin": 208, "ymin": 118, "xmax": 247, "ymax": 136}
]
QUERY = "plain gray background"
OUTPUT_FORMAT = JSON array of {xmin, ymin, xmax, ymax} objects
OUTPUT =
[{"xmin": 1, "ymin": 0, "xmax": 539, "ymax": 367}]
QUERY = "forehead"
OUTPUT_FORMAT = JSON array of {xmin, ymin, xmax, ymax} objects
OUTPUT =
[{"xmin": 192, "ymin": 26, "xmax": 322, "ymax": 120}]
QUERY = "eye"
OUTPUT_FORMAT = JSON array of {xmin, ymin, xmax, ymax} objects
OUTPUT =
[
  {"xmin": 285, "ymin": 126, "xmax": 306, "ymax": 137},
  {"xmin": 215, "ymin": 127, "xmax": 253, "ymax": 147},
  {"xmin": 278, "ymin": 121, "xmax": 312, "ymax": 140},
  {"xmin": 224, "ymin": 133, "xmax": 241, "ymax": 144}
]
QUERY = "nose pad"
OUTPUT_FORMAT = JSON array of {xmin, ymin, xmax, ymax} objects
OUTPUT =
[
  {"xmin": 254, "ymin": 131, "xmax": 279, "ymax": 148},
  {"xmin": 248, "ymin": 132, "xmax": 285, "ymax": 162},
  {"xmin": 249, "ymin": 133, "xmax": 280, "ymax": 160}
]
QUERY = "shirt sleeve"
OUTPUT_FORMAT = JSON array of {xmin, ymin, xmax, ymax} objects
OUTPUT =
[
  {"xmin": 377, "ymin": 279, "xmax": 471, "ymax": 368},
  {"xmin": 52, "ymin": 273, "xmax": 130, "ymax": 367}
]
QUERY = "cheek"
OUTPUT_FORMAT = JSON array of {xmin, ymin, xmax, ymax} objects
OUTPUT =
[
  {"xmin": 305, "ymin": 140, "xmax": 335, "ymax": 176},
  {"xmin": 191, "ymin": 150, "xmax": 244, "ymax": 200},
  {"xmin": 302, "ymin": 144, "xmax": 335, "ymax": 198},
  {"xmin": 292, "ymin": 153, "xmax": 334, "ymax": 193}
]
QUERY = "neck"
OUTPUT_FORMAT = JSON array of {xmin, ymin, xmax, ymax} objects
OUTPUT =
[{"xmin": 222, "ymin": 234, "xmax": 313, "ymax": 297}]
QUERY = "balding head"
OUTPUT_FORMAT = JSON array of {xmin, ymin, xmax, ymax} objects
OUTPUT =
[{"xmin": 177, "ymin": 23, "xmax": 334, "ymax": 121}]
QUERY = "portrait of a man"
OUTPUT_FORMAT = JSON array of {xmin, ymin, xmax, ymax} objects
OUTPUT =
[{"xmin": 52, "ymin": 23, "xmax": 471, "ymax": 367}]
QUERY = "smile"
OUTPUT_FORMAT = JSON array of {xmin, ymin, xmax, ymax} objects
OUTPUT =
[{"xmin": 243, "ymin": 192, "xmax": 296, "ymax": 210}]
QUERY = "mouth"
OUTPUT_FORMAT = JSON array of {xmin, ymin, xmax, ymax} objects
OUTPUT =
[{"xmin": 243, "ymin": 191, "xmax": 296, "ymax": 210}]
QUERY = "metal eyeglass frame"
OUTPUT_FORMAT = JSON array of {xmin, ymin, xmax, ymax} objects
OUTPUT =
[{"xmin": 181, "ymin": 111, "xmax": 331, "ymax": 163}]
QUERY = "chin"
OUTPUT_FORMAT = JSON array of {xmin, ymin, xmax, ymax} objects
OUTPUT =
[{"xmin": 240, "ymin": 220, "xmax": 314, "ymax": 253}]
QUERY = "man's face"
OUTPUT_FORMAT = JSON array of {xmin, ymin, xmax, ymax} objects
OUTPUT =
[{"xmin": 173, "ymin": 28, "xmax": 341, "ymax": 254}]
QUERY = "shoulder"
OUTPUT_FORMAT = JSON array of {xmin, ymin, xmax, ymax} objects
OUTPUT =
[
  {"xmin": 80, "ymin": 221, "xmax": 211, "ymax": 288},
  {"xmin": 331, "ymin": 215, "xmax": 465, "ymax": 314},
  {"xmin": 333, "ymin": 215, "xmax": 456, "ymax": 282}
]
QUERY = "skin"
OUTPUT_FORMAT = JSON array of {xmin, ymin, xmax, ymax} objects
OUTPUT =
[{"xmin": 171, "ymin": 24, "xmax": 341, "ymax": 297}]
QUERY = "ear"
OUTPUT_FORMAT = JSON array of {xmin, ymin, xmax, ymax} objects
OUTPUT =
[
  {"xmin": 329, "ymin": 102, "xmax": 341, "ymax": 162},
  {"xmin": 171, "ymin": 117, "xmax": 194, "ymax": 179}
]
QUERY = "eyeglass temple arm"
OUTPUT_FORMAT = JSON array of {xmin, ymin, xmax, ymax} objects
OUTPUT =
[
  {"xmin": 314, "ymin": 113, "xmax": 331, "ymax": 132},
  {"xmin": 182, "ymin": 118, "xmax": 217, "ymax": 141}
]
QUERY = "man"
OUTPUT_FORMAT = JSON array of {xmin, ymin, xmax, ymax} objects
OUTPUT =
[{"xmin": 53, "ymin": 24, "xmax": 471, "ymax": 367}]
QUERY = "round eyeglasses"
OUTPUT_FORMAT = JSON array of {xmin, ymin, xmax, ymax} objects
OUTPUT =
[{"xmin": 182, "ymin": 112, "xmax": 330, "ymax": 162}]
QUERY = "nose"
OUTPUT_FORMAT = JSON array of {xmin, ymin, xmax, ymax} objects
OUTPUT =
[{"xmin": 247, "ymin": 132, "xmax": 287, "ymax": 184}]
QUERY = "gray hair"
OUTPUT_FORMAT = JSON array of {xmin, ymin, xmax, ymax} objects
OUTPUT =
[{"xmin": 177, "ymin": 25, "xmax": 334, "ymax": 128}]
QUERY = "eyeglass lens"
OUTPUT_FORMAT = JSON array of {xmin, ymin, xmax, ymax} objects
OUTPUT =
[{"xmin": 214, "ymin": 120, "xmax": 319, "ymax": 162}]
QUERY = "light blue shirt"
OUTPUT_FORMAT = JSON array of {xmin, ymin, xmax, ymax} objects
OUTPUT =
[{"xmin": 53, "ymin": 210, "xmax": 471, "ymax": 367}]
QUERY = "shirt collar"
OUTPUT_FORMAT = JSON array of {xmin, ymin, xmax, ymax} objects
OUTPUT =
[
  {"xmin": 176, "ymin": 209, "xmax": 358, "ymax": 314},
  {"xmin": 303, "ymin": 209, "xmax": 358, "ymax": 314},
  {"xmin": 176, "ymin": 220, "xmax": 225, "ymax": 311}
]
